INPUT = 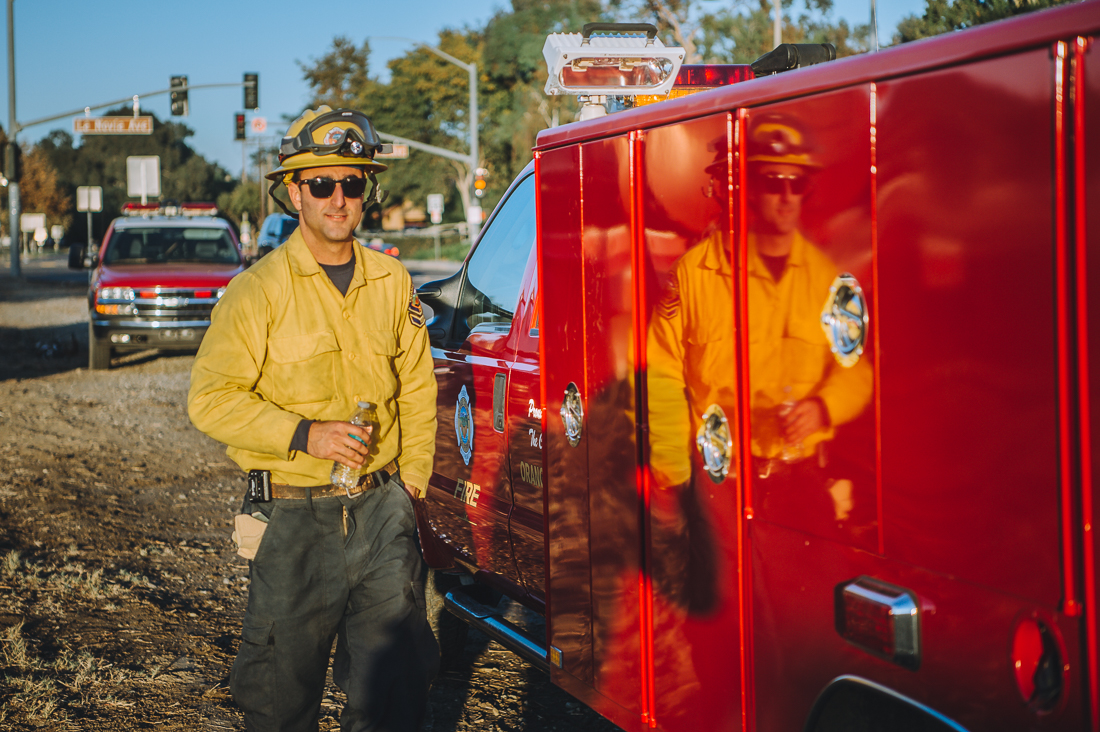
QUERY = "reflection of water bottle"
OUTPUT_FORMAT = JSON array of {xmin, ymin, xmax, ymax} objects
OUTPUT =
[
  {"xmin": 777, "ymin": 400, "xmax": 804, "ymax": 464},
  {"xmin": 331, "ymin": 401, "xmax": 376, "ymax": 490}
]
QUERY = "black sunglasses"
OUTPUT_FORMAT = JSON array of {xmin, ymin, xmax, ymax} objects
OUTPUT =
[
  {"xmin": 297, "ymin": 176, "xmax": 369, "ymax": 199},
  {"xmin": 757, "ymin": 173, "xmax": 810, "ymax": 196}
]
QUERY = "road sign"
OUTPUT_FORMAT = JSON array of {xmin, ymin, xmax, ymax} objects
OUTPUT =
[
  {"xmin": 126, "ymin": 156, "xmax": 161, "ymax": 201},
  {"xmin": 20, "ymin": 213, "xmax": 44, "ymax": 233},
  {"xmin": 466, "ymin": 205, "xmax": 483, "ymax": 227},
  {"xmin": 376, "ymin": 144, "xmax": 409, "ymax": 159},
  {"xmin": 427, "ymin": 194, "xmax": 444, "ymax": 225},
  {"xmin": 74, "ymin": 116, "xmax": 153, "ymax": 135},
  {"xmin": 251, "ymin": 117, "xmax": 266, "ymax": 133},
  {"xmin": 76, "ymin": 186, "xmax": 103, "ymax": 212}
]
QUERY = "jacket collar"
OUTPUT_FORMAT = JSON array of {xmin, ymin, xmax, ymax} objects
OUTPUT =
[
  {"xmin": 747, "ymin": 230, "xmax": 809, "ymax": 280},
  {"xmin": 285, "ymin": 228, "xmax": 390, "ymax": 285}
]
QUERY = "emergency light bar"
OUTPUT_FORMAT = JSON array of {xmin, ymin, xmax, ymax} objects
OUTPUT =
[
  {"xmin": 543, "ymin": 23, "xmax": 685, "ymax": 98},
  {"xmin": 121, "ymin": 202, "xmax": 219, "ymax": 217}
]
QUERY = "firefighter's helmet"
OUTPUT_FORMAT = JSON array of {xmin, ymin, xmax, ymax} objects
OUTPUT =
[
  {"xmin": 266, "ymin": 106, "xmax": 388, "ymax": 217},
  {"xmin": 746, "ymin": 115, "xmax": 821, "ymax": 169},
  {"xmin": 266, "ymin": 106, "xmax": 387, "ymax": 180}
]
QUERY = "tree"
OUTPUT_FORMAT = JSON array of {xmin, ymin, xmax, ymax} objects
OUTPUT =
[
  {"xmin": 694, "ymin": 0, "xmax": 869, "ymax": 64},
  {"xmin": 19, "ymin": 145, "xmax": 72, "ymax": 235},
  {"xmin": 33, "ymin": 108, "xmax": 233, "ymax": 243},
  {"xmin": 893, "ymin": 0, "xmax": 1076, "ymax": 43}
]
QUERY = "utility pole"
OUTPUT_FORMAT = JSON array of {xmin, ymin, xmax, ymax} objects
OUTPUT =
[
  {"xmin": 773, "ymin": 0, "xmax": 782, "ymax": 48},
  {"xmin": 7, "ymin": 0, "xmax": 19, "ymax": 278}
]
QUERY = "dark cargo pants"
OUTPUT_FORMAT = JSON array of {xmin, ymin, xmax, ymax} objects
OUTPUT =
[{"xmin": 231, "ymin": 475, "xmax": 440, "ymax": 732}]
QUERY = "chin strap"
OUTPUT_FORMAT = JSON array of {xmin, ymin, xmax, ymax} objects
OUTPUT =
[
  {"xmin": 269, "ymin": 179, "xmax": 298, "ymax": 219},
  {"xmin": 267, "ymin": 172, "xmax": 388, "ymax": 219}
]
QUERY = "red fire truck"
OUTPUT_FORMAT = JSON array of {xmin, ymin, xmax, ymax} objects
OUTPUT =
[{"xmin": 415, "ymin": 3, "xmax": 1100, "ymax": 729}]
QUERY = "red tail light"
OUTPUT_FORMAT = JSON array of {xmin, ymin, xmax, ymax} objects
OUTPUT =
[{"xmin": 193, "ymin": 290, "xmax": 212, "ymax": 298}]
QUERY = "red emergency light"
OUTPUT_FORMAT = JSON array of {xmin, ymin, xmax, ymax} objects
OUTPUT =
[
  {"xmin": 122, "ymin": 202, "xmax": 161, "ymax": 216},
  {"xmin": 633, "ymin": 64, "xmax": 754, "ymax": 107}
]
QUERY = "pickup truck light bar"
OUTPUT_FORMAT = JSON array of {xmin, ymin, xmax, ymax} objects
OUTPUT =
[{"xmin": 121, "ymin": 202, "xmax": 219, "ymax": 217}]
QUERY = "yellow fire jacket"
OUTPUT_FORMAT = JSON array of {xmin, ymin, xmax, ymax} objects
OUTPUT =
[
  {"xmin": 187, "ymin": 229, "xmax": 437, "ymax": 490},
  {"xmin": 646, "ymin": 230, "xmax": 872, "ymax": 487}
]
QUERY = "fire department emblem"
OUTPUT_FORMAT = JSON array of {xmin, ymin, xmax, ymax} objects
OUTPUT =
[
  {"xmin": 820, "ymin": 273, "xmax": 868, "ymax": 368},
  {"xmin": 455, "ymin": 385, "xmax": 474, "ymax": 465},
  {"xmin": 560, "ymin": 383, "xmax": 584, "ymax": 448},
  {"xmin": 322, "ymin": 126, "xmax": 345, "ymax": 145}
]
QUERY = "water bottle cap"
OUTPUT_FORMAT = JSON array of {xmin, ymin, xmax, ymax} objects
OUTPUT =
[{"xmin": 357, "ymin": 401, "xmax": 374, "ymax": 409}]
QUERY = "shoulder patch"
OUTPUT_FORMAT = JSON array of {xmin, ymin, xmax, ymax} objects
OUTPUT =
[
  {"xmin": 408, "ymin": 287, "xmax": 425, "ymax": 328},
  {"xmin": 657, "ymin": 273, "xmax": 681, "ymax": 320}
]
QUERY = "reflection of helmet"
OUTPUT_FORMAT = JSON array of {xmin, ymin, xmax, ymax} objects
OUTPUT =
[
  {"xmin": 266, "ymin": 106, "xmax": 389, "ymax": 218},
  {"xmin": 747, "ymin": 115, "xmax": 820, "ymax": 168},
  {"xmin": 266, "ymin": 106, "xmax": 387, "ymax": 181}
]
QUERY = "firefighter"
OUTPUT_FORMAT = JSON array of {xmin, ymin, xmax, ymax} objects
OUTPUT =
[
  {"xmin": 188, "ymin": 106, "xmax": 439, "ymax": 732},
  {"xmin": 647, "ymin": 114, "xmax": 872, "ymax": 524}
]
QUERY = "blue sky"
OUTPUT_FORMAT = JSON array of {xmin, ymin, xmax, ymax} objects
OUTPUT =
[{"xmin": 0, "ymin": 0, "xmax": 923, "ymax": 176}]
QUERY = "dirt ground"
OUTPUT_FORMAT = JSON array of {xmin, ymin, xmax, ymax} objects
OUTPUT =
[{"xmin": 0, "ymin": 253, "xmax": 620, "ymax": 732}]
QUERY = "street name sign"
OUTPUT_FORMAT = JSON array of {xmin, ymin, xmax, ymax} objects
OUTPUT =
[
  {"xmin": 376, "ymin": 144, "xmax": 409, "ymax": 159},
  {"xmin": 74, "ymin": 116, "xmax": 154, "ymax": 135}
]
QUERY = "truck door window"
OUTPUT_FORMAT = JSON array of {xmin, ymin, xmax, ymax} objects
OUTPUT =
[{"xmin": 461, "ymin": 175, "xmax": 536, "ymax": 331}]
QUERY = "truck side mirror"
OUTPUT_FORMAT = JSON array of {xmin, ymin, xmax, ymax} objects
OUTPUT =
[
  {"xmin": 417, "ymin": 269, "xmax": 465, "ymax": 347},
  {"xmin": 68, "ymin": 242, "xmax": 86, "ymax": 270}
]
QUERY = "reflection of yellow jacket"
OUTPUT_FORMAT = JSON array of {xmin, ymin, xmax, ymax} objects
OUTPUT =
[
  {"xmin": 647, "ymin": 230, "xmax": 871, "ymax": 486},
  {"xmin": 188, "ymin": 230, "xmax": 437, "ymax": 489}
]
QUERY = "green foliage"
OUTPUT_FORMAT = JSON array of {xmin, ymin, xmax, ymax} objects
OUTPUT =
[
  {"xmin": 32, "ymin": 107, "xmax": 233, "ymax": 243},
  {"xmin": 295, "ymin": 0, "xmax": 869, "ymax": 225},
  {"xmin": 893, "ymin": 0, "xmax": 1076, "ymax": 43}
]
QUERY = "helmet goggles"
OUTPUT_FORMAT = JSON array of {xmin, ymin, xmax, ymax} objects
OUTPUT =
[{"xmin": 278, "ymin": 109, "xmax": 383, "ymax": 163}]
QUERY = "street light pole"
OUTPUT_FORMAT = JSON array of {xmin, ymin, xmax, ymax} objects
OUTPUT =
[
  {"xmin": 369, "ymin": 36, "xmax": 480, "ymax": 239},
  {"xmin": 7, "ymin": 0, "xmax": 19, "ymax": 278}
]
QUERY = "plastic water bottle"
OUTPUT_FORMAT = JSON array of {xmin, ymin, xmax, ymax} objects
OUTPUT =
[{"xmin": 331, "ymin": 401, "xmax": 377, "ymax": 490}]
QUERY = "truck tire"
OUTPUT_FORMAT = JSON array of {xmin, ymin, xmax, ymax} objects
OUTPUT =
[
  {"xmin": 426, "ymin": 569, "xmax": 469, "ymax": 673},
  {"xmin": 89, "ymin": 323, "xmax": 111, "ymax": 370}
]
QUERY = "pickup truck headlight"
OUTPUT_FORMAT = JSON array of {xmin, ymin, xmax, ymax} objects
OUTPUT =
[
  {"xmin": 97, "ymin": 287, "xmax": 135, "ymax": 301},
  {"xmin": 216, "ymin": 286, "xmax": 227, "ymax": 299},
  {"xmin": 95, "ymin": 286, "xmax": 136, "ymax": 315}
]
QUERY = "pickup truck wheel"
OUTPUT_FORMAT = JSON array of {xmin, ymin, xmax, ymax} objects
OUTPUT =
[
  {"xmin": 426, "ymin": 570, "xmax": 469, "ymax": 673},
  {"xmin": 89, "ymin": 324, "xmax": 111, "ymax": 370}
]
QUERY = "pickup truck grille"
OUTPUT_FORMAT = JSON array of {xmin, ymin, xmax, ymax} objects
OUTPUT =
[{"xmin": 130, "ymin": 288, "xmax": 219, "ymax": 319}]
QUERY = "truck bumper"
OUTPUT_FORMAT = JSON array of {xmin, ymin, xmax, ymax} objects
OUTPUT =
[{"xmin": 91, "ymin": 319, "xmax": 210, "ymax": 350}]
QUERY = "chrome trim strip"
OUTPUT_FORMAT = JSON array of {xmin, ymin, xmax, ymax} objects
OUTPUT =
[
  {"xmin": 444, "ymin": 589, "xmax": 550, "ymax": 673},
  {"xmin": 92, "ymin": 320, "xmax": 210, "ymax": 329}
]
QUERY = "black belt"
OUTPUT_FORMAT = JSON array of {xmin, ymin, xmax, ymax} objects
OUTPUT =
[{"xmin": 272, "ymin": 460, "xmax": 398, "ymax": 499}]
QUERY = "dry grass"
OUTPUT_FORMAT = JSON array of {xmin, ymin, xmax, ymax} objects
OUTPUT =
[{"xmin": 0, "ymin": 549, "xmax": 159, "ymax": 726}]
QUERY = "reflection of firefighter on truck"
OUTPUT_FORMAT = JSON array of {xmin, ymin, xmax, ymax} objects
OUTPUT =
[{"xmin": 647, "ymin": 115, "xmax": 872, "ymax": 527}]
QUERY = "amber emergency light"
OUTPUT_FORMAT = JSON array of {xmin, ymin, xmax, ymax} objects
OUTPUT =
[{"xmin": 543, "ymin": 23, "xmax": 685, "ymax": 120}]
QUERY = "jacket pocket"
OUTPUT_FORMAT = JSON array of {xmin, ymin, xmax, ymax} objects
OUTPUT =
[{"xmin": 267, "ymin": 331, "xmax": 339, "ymax": 405}]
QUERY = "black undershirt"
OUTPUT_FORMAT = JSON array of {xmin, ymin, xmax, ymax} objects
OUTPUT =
[{"xmin": 289, "ymin": 254, "xmax": 356, "ymax": 454}]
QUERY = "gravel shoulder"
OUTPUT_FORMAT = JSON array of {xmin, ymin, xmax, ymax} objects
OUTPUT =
[{"xmin": 0, "ymin": 255, "xmax": 619, "ymax": 732}]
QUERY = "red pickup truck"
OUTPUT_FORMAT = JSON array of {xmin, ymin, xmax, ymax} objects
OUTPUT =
[
  {"xmin": 417, "ymin": 7, "xmax": 1100, "ymax": 729},
  {"xmin": 74, "ymin": 203, "xmax": 246, "ymax": 370}
]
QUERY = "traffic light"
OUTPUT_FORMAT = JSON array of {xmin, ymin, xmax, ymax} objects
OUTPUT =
[
  {"xmin": 170, "ymin": 75, "xmax": 188, "ymax": 116},
  {"xmin": 244, "ymin": 73, "xmax": 259, "ymax": 110},
  {"xmin": 474, "ymin": 167, "xmax": 488, "ymax": 198},
  {"xmin": 234, "ymin": 113, "xmax": 246, "ymax": 141},
  {"xmin": 5, "ymin": 142, "xmax": 22, "ymax": 183}
]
